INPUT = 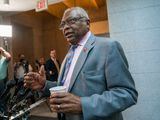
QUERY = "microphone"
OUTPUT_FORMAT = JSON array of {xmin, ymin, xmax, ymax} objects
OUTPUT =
[
  {"xmin": 7, "ymin": 79, "xmax": 16, "ymax": 87},
  {"xmin": 0, "ymin": 80, "xmax": 16, "ymax": 99},
  {"xmin": 25, "ymin": 91, "xmax": 34, "ymax": 100},
  {"xmin": 14, "ymin": 88, "xmax": 31, "ymax": 103},
  {"xmin": 13, "ymin": 78, "xmax": 24, "ymax": 97},
  {"xmin": 0, "ymin": 93, "xmax": 11, "ymax": 114},
  {"xmin": 10, "ymin": 88, "xmax": 32, "ymax": 114}
]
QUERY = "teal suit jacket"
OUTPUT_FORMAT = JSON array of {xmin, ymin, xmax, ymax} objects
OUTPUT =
[{"xmin": 44, "ymin": 34, "xmax": 138, "ymax": 120}]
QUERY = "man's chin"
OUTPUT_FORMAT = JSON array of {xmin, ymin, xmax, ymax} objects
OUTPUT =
[{"xmin": 67, "ymin": 38, "xmax": 77, "ymax": 45}]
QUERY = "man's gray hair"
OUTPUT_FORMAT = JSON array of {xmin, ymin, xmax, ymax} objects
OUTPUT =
[{"xmin": 63, "ymin": 7, "xmax": 89, "ymax": 20}]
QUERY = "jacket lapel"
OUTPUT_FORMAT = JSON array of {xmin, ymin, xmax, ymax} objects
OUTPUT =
[
  {"xmin": 68, "ymin": 34, "xmax": 95, "ymax": 91},
  {"xmin": 57, "ymin": 56, "xmax": 67, "ymax": 86}
]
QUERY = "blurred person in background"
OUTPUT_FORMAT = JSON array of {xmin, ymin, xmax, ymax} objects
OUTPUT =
[
  {"xmin": 35, "ymin": 57, "xmax": 46, "ymax": 72},
  {"xmin": 0, "ymin": 47, "xmax": 11, "ymax": 96},
  {"xmin": 45, "ymin": 49, "xmax": 60, "ymax": 82},
  {"xmin": 14, "ymin": 54, "xmax": 33, "ymax": 81}
]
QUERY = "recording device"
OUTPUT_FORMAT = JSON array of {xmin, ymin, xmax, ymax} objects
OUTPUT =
[
  {"xmin": 23, "ymin": 60, "xmax": 29, "ymax": 73},
  {"xmin": 14, "ymin": 59, "xmax": 29, "ymax": 78},
  {"xmin": 0, "ymin": 77, "xmax": 37, "ymax": 120},
  {"xmin": 19, "ymin": 59, "xmax": 29, "ymax": 74},
  {"xmin": 0, "ymin": 79, "xmax": 16, "ymax": 99}
]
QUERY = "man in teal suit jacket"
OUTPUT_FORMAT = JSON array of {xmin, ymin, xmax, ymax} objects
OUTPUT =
[{"xmin": 24, "ymin": 7, "xmax": 138, "ymax": 120}]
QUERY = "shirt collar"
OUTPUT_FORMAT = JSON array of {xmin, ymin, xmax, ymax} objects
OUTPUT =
[{"xmin": 78, "ymin": 31, "xmax": 91, "ymax": 46}]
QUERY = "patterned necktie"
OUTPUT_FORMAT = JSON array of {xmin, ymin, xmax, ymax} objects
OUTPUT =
[{"xmin": 60, "ymin": 45, "xmax": 78, "ymax": 85}]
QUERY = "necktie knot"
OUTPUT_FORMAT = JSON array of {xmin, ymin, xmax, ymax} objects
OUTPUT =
[{"xmin": 71, "ymin": 45, "xmax": 78, "ymax": 51}]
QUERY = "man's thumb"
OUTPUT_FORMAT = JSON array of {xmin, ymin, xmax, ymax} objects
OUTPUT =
[{"xmin": 39, "ymin": 65, "xmax": 45, "ymax": 76}]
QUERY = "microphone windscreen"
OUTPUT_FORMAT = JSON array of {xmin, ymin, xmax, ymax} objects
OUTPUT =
[{"xmin": 7, "ymin": 80, "xmax": 16, "ymax": 87}]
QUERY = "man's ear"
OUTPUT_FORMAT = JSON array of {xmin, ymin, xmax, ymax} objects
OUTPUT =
[
  {"xmin": 86, "ymin": 19, "xmax": 90, "ymax": 29},
  {"xmin": 86, "ymin": 19, "xmax": 90, "ymax": 25}
]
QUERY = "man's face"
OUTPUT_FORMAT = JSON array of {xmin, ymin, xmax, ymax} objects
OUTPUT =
[
  {"xmin": 50, "ymin": 50, "xmax": 56, "ymax": 59},
  {"xmin": 60, "ymin": 10, "xmax": 89, "ymax": 45},
  {"xmin": 19, "ymin": 54, "xmax": 25, "ymax": 62},
  {"xmin": 39, "ymin": 57, "xmax": 45, "ymax": 65}
]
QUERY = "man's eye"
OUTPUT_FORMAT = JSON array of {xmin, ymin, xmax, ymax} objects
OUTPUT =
[
  {"xmin": 60, "ymin": 22, "xmax": 65, "ymax": 26},
  {"xmin": 68, "ymin": 19, "xmax": 76, "ymax": 24}
]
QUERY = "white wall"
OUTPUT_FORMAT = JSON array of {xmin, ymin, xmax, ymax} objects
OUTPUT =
[{"xmin": 107, "ymin": 0, "xmax": 160, "ymax": 120}]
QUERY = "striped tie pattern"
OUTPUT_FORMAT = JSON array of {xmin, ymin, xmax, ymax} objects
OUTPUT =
[{"xmin": 60, "ymin": 45, "xmax": 78, "ymax": 85}]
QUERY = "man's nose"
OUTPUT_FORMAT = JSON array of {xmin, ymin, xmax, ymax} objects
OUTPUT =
[
  {"xmin": 63, "ymin": 22, "xmax": 71, "ymax": 30},
  {"xmin": 63, "ymin": 24, "xmax": 71, "ymax": 33}
]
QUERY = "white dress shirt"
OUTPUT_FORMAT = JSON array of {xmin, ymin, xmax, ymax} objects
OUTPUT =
[{"xmin": 64, "ymin": 31, "xmax": 91, "ymax": 91}]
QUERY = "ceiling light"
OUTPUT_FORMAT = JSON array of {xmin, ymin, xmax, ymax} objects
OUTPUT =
[{"xmin": 0, "ymin": 25, "xmax": 12, "ymax": 37}]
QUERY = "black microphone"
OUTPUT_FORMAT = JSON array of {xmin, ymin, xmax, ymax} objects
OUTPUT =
[
  {"xmin": 25, "ymin": 91, "xmax": 34, "ymax": 100},
  {"xmin": 15, "ymin": 88, "xmax": 31, "ymax": 103},
  {"xmin": 9, "ymin": 88, "xmax": 32, "ymax": 114},
  {"xmin": 0, "ymin": 80, "xmax": 16, "ymax": 99},
  {"xmin": 13, "ymin": 78, "xmax": 24, "ymax": 97},
  {"xmin": 7, "ymin": 79, "xmax": 16, "ymax": 87}
]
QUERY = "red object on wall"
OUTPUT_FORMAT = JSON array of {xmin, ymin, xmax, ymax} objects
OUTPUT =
[{"xmin": 35, "ymin": 0, "xmax": 48, "ymax": 12}]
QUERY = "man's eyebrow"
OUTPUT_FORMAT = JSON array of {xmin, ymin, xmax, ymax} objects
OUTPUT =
[{"xmin": 63, "ymin": 16, "xmax": 78, "ymax": 21}]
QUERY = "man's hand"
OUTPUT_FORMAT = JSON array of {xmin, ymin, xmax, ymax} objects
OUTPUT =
[
  {"xmin": 49, "ymin": 92, "xmax": 82, "ymax": 114},
  {"xmin": 24, "ymin": 65, "xmax": 46, "ymax": 91},
  {"xmin": 0, "ymin": 47, "xmax": 11, "ymax": 61},
  {"xmin": 0, "ymin": 47, "xmax": 5, "ymax": 53}
]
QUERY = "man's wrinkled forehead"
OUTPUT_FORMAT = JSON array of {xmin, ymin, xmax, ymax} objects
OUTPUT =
[{"xmin": 62, "ymin": 10, "xmax": 80, "ymax": 21}]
